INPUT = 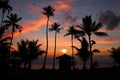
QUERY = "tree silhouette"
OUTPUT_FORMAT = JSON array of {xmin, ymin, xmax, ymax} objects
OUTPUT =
[
  {"xmin": 0, "ymin": 0, "xmax": 12, "ymax": 27},
  {"xmin": 0, "ymin": 27, "xmax": 10, "ymax": 69},
  {"xmin": 64, "ymin": 26, "xmax": 79, "ymax": 69},
  {"xmin": 3, "ymin": 13, "xmax": 22, "ymax": 54},
  {"xmin": 108, "ymin": 46, "xmax": 120, "ymax": 66},
  {"xmin": 49, "ymin": 22, "xmax": 61, "ymax": 69},
  {"xmin": 42, "ymin": 5, "xmax": 55, "ymax": 69},
  {"xmin": 27, "ymin": 40, "xmax": 45, "ymax": 69},
  {"xmin": 73, "ymin": 37, "xmax": 100, "ymax": 69},
  {"xmin": 17, "ymin": 39, "xmax": 45, "ymax": 69},
  {"xmin": 76, "ymin": 15, "xmax": 108, "ymax": 69},
  {"xmin": 72, "ymin": 37, "xmax": 90, "ymax": 69},
  {"xmin": 17, "ymin": 40, "xmax": 28, "ymax": 68}
]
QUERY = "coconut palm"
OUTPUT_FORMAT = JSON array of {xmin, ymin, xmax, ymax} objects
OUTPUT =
[
  {"xmin": 0, "ymin": 27, "xmax": 11, "ymax": 67},
  {"xmin": 17, "ymin": 39, "xmax": 45, "ymax": 69},
  {"xmin": 0, "ymin": 0, "xmax": 12, "ymax": 27},
  {"xmin": 27, "ymin": 40, "xmax": 45, "ymax": 69},
  {"xmin": 73, "ymin": 37, "xmax": 89, "ymax": 69},
  {"xmin": 17, "ymin": 40, "xmax": 28, "ymax": 68},
  {"xmin": 73, "ymin": 37, "xmax": 100, "ymax": 69},
  {"xmin": 49, "ymin": 22, "xmax": 61, "ymax": 69},
  {"xmin": 3, "ymin": 13, "xmax": 22, "ymax": 53},
  {"xmin": 64, "ymin": 26, "xmax": 79, "ymax": 69},
  {"xmin": 42, "ymin": 5, "xmax": 55, "ymax": 69},
  {"xmin": 76, "ymin": 15, "xmax": 108, "ymax": 69},
  {"xmin": 108, "ymin": 46, "xmax": 120, "ymax": 66}
]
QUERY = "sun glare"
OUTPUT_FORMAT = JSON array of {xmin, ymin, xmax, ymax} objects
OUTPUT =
[{"xmin": 61, "ymin": 49, "xmax": 67, "ymax": 54}]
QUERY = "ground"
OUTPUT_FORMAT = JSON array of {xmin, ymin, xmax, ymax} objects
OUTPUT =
[{"xmin": 1, "ymin": 67, "xmax": 120, "ymax": 80}]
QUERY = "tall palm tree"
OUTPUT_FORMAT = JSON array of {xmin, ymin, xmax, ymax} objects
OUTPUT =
[
  {"xmin": 64, "ymin": 26, "xmax": 79, "ymax": 69},
  {"xmin": 108, "ymin": 46, "xmax": 120, "ymax": 66},
  {"xmin": 49, "ymin": 22, "xmax": 61, "ymax": 69},
  {"xmin": 0, "ymin": 0, "xmax": 12, "ymax": 27},
  {"xmin": 42, "ymin": 5, "xmax": 55, "ymax": 69},
  {"xmin": 3, "ymin": 13, "xmax": 22, "ymax": 53},
  {"xmin": 27, "ymin": 40, "xmax": 44, "ymax": 69},
  {"xmin": 76, "ymin": 15, "xmax": 108, "ymax": 69}
]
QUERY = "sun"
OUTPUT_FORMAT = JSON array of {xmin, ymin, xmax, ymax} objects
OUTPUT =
[{"xmin": 61, "ymin": 49, "xmax": 67, "ymax": 54}]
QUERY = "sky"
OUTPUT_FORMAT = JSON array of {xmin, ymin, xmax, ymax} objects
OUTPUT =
[{"xmin": 3, "ymin": 0, "xmax": 120, "ymax": 68}]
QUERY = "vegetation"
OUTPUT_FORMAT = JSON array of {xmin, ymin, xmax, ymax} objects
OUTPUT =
[
  {"xmin": 49, "ymin": 22, "xmax": 61, "ymax": 69},
  {"xmin": 42, "ymin": 5, "xmax": 55, "ymax": 69},
  {"xmin": 76, "ymin": 15, "xmax": 108, "ymax": 69},
  {"xmin": 108, "ymin": 46, "xmax": 120, "ymax": 66},
  {"xmin": 3, "ymin": 13, "xmax": 22, "ymax": 53}
]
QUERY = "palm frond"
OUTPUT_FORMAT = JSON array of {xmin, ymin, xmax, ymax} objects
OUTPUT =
[{"xmin": 94, "ymin": 32, "xmax": 108, "ymax": 36}]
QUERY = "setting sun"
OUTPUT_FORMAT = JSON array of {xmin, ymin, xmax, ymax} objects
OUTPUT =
[{"xmin": 61, "ymin": 49, "xmax": 67, "ymax": 54}]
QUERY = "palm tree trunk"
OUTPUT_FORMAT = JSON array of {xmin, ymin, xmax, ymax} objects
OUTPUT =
[
  {"xmin": 9, "ymin": 27, "xmax": 14, "ymax": 54},
  {"xmin": 88, "ymin": 35, "xmax": 93, "ymax": 69},
  {"xmin": 1, "ymin": 11, "xmax": 5, "ymax": 28},
  {"xmin": 43, "ymin": 16, "xmax": 49, "ymax": 69},
  {"xmin": 71, "ymin": 35, "xmax": 75, "ymax": 69},
  {"xmin": 53, "ymin": 31, "xmax": 57, "ymax": 69}
]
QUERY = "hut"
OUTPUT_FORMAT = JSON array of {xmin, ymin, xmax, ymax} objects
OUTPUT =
[{"xmin": 56, "ymin": 54, "xmax": 73, "ymax": 70}]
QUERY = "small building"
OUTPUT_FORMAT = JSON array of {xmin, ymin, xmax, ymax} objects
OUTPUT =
[{"xmin": 56, "ymin": 54, "xmax": 73, "ymax": 70}]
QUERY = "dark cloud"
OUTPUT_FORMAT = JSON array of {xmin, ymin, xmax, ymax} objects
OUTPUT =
[
  {"xmin": 98, "ymin": 10, "xmax": 120, "ymax": 30},
  {"xmin": 64, "ymin": 11, "xmax": 78, "ymax": 26}
]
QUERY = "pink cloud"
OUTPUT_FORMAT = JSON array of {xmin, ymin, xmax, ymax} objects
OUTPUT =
[
  {"xmin": 13, "ymin": 17, "xmax": 56, "ymax": 37},
  {"xmin": 54, "ymin": 1, "xmax": 71, "ymax": 13}
]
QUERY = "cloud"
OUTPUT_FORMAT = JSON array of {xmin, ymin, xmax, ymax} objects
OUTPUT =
[
  {"xmin": 63, "ymin": 11, "xmax": 78, "ymax": 25},
  {"xmin": 98, "ymin": 10, "xmax": 120, "ymax": 30},
  {"xmin": 13, "ymin": 17, "xmax": 55, "ymax": 37},
  {"xmin": 96, "ymin": 38, "xmax": 120, "ymax": 44},
  {"xmin": 54, "ymin": 1, "xmax": 71, "ymax": 12},
  {"xmin": 26, "ymin": 3, "xmax": 41, "ymax": 15}
]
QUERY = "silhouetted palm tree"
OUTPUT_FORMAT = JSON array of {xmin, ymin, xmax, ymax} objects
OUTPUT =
[
  {"xmin": 0, "ymin": 0, "xmax": 12, "ymax": 27},
  {"xmin": 42, "ymin": 5, "xmax": 55, "ymax": 69},
  {"xmin": 27, "ymin": 40, "xmax": 44, "ymax": 69},
  {"xmin": 108, "ymin": 46, "xmax": 120, "ymax": 66},
  {"xmin": 3, "ymin": 13, "xmax": 22, "ymax": 53},
  {"xmin": 49, "ymin": 22, "xmax": 61, "ymax": 69},
  {"xmin": 77, "ymin": 15, "xmax": 108, "ymax": 69},
  {"xmin": 0, "ymin": 27, "xmax": 10, "ymax": 68},
  {"xmin": 73, "ymin": 37, "xmax": 89, "ymax": 69},
  {"xmin": 17, "ymin": 40, "xmax": 28, "ymax": 68},
  {"xmin": 17, "ymin": 39, "xmax": 45, "ymax": 69},
  {"xmin": 64, "ymin": 26, "xmax": 78, "ymax": 69},
  {"xmin": 73, "ymin": 37, "xmax": 100, "ymax": 69}
]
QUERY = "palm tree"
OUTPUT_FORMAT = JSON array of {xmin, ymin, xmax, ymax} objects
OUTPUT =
[
  {"xmin": 0, "ymin": 0, "xmax": 12, "ymax": 27},
  {"xmin": 64, "ymin": 26, "xmax": 78, "ymax": 69},
  {"xmin": 0, "ymin": 27, "xmax": 11, "ymax": 67},
  {"xmin": 76, "ymin": 15, "xmax": 108, "ymax": 69},
  {"xmin": 73, "ymin": 37, "xmax": 89, "ymax": 69},
  {"xmin": 49, "ymin": 22, "xmax": 61, "ymax": 69},
  {"xmin": 3, "ymin": 13, "xmax": 22, "ymax": 53},
  {"xmin": 17, "ymin": 39, "xmax": 45, "ymax": 69},
  {"xmin": 108, "ymin": 46, "xmax": 120, "ymax": 66},
  {"xmin": 27, "ymin": 40, "xmax": 45, "ymax": 69},
  {"xmin": 42, "ymin": 5, "xmax": 55, "ymax": 69},
  {"xmin": 73, "ymin": 37, "xmax": 100, "ymax": 69},
  {"xmin": 17, "ymin": 40, "xmax": 28, "ymax": 68}
]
